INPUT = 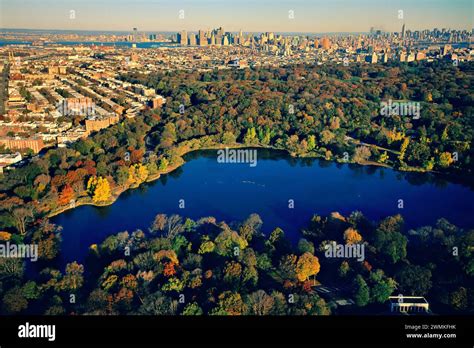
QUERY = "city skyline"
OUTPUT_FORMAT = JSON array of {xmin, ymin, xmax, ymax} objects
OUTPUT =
[{"xmin": 1, "ymin": 0, "xmax": 472, "ymax": 33}]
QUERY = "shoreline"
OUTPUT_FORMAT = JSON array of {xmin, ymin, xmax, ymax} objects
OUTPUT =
[{"xmin": 46, "ymin": 140, "xmax": 467, "ymax": 219}]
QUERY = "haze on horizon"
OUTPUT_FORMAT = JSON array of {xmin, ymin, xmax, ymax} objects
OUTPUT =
[{"xmin": 0, "ymin": 0, "xmax": 472, "ymax": 34}]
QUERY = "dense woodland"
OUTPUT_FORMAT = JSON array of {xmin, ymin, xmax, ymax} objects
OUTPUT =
[
  {"xmin": 0, "ymin": 60, "xmax": 472, "ymax": 315},
  {"xmin": 131, "ymin": 59, "xmax": 473, "ymax": 172},
  {"xmin": 0, "ymin": 211, "xmax": 472, "ymax": 315}
]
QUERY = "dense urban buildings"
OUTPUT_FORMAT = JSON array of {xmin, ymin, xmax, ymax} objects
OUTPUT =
[{"xmin": 0, "ymin": 25, "xmax": 471, "ymax": 168}]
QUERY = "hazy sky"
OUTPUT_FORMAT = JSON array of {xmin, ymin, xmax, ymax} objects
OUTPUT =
[{"xmin": 0, "ymin": 0, "xmax": 472, "ymax": 33}]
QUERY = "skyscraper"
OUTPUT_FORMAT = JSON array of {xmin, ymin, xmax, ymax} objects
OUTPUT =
[
  {"xmin": 180, "ymin": 30, "xmax": 188, "ymax": 46},
  {"xmin": 198, "ymin": 30, "xmax": 207, "ymax": 46},
  {"xmin": 401, "ymin": 24, "xmax": 406, "ymax": 39},
  {"xmin": 189, "ymin": 33, "xmax": 197, "ymax": 46},
  {"xmin": 133, "ymin": 27, "xmax": 138, "ymax": 42}
]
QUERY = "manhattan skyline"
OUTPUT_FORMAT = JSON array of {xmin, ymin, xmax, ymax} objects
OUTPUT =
[{"xmin": 0, "ymin": 0, "xmax": 473, "ymax": 33}]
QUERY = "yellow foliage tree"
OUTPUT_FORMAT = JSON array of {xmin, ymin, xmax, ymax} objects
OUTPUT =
[
  {"xmin": 128, "ymin": 163, "xmax": 149, "ymax": 185},
  {"xmin": 438, "ymin": 152, "xmax": 454, "ymax": 168},
  {"xmin": 296, "ymin": 252, "xmax": 320, "ymax": 282},
  {"xmin": 379, "ymin": 151, "xmax": 389, "ymax": 163},
  {"xmin": 399, "ymin": 137, "xmax": 410, "ymax": 162},
  {"xmin": 386, "ymin": 128, "xmax": 404, "ymax": 143},
  {"xmin": 87, "ymin": 176, "xmax": 111, "ymax": 203},
  {"xmin": 343, "ymin": 227, "xmax": 363, "ymax": 244},
  {"xmin": 154, "ymin": 250, "xmax": 179, "ymax": 265}
]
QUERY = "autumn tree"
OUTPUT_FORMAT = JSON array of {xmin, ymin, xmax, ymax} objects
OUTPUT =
[
  {"xmin": 399, "ymin": 137, "xmax": 410, "ymax": 162},
  {"xmin": 279, "ymin": 254, "xmax": 298, "ymax": 281},
  {"xmin": 150, "ymin": 214, "xmax": 167, "ymax": 233},
  {"xmin": 247, "ymin": 290, "xmax": 274, "ymax": 315},
  {"xmin": 211, "ymin": 291, "xmax": 247, "ymax": 315},
  {"xmin": 58, "ymin": 184, "xmax": 74, "ymax": 206},
  {"xmin": 128, "ymin": 164, "xmax": 148, "ymax": 186},
  {"xmin": 158, "ymin": 157, "xmax": 169, "ymax": 171},
  {"xmin": 353, "ymin": 146, "xmax": 371, "ymax": 163},
  {"xmin": 343, "ymin": 227, "xmax": 363, "ymax": 244},
  {"xmin": 243, "ymin": 127, "xmax": 257, "ymax": 145},
  {"xmin": 57, "ymin": 262, "xmax": 84, "ymax": 291},
  {"xmin": 10, "ymin": 206, "xmax": 34, "ymax": 236},
  {"xmin": 438, "ymin": 152, "xmax": 454, "ymax": 168},
  {"xmin": 87, "ymin": 176, "xmax": 111, "ymax": 203},
  {"xmin": 296, "ymin": 252, "xmax": 320, "ymax": 282}
]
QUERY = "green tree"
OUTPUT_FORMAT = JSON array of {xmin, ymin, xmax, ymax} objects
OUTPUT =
[{"xmin": 353, "ymin": 275, "xmax": 370, "ymax": 307}]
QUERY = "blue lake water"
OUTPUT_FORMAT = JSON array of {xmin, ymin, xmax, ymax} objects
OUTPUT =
[{"xmin": 52, "ymin": 149, "xmax": 474, "ymax": 266}]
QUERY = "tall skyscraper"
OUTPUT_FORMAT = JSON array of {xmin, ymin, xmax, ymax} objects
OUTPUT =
[
  {"xmin": 198, "ymin": 30, "xmax": 207, "ymax": 46},
  {"xmin": 189, "ymin": 33, "xmax": 197, "ymax": 46},
  {"xmin": 401, "ymin": 24, "xmax": 406, "ymax": 39},
  {"xmin": 180, "ymin": 30, "xmax": 188, "ymax": 46},
  {"xmin": 223, "ymin": 35, "xmax": 229, "ymax": 46},
  {"xmin": 133, "ymin": 27, "xmax": 138, "ymax": 42}
]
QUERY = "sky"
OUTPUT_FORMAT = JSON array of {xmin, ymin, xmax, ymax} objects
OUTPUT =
[{"xmin": 0, "ymin": 0, "xmax": 472, "ymax": 33}]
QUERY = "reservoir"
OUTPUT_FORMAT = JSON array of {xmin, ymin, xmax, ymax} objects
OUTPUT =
[{"xmin": 52, "ymin": 149, "xmax": 474, "ymax": 265}]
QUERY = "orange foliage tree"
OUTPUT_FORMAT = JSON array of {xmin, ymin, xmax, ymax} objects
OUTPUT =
[{"xmin": 296, "ymin": 252, "xmax": 320, "ymax": 282}]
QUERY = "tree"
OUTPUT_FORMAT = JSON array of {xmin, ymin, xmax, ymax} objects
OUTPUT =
[
  {"xmin": 222, "ymin": 131, "xmax": 236, "ymax": 144},
  {"xmin": 239, "ymin": 214, "xmax": 262, "ymax": 242},
  {"xmin": 11, "ymin": 206, "xmax": 34, "ymax": 236},
  {"xmin": 450, "ymin": 287, "xmax": 468, "ymax": 310},
  {"xmin": 58, "ymin": 184, "xmax": 74, "ymax": 206},
  {"xmin": 138, "ymin": 291, "xmax": 177, "ymax": 315},
  {"xmin": 438, "ymin": 152, "xmax": 454, "ymax": 168},
  {"xmin": 2, "ymin": 287, "xmax": 28, "ymax": 313},
  {"xmin": 353, "ymin": 275, "xmax": 370, "ymax": 306},
  {"xmin": 150, "ymin": 214, "xmax": 167, "ymax": 233},
  {"xmin": 128, "ymin": 164, "xmax": 148, "ymax": 186},
  {"xmin": 297, "ymin": 238, "xmax": 315, "ymax": 254},
  {"xmin": 296, "ymin": 252, "xmax": 320, "ymax": 282},
  {"xmin": 212, "ymin": 291, "xmax": 247, "ymax": 315},
  {"xmin": 247, "ymin": 290, "xmax": 274, "ymax": 315},
  {"xmin": 243, "ymin": 127, "xmax": 257, "ymax": 145},
  {"xmin": 57, "ymin": 262, "xmax": 84, "ymax": 291},
  {"xmin": 373, "ymin": 215, "xmax": 407, "ymax": 264},
  {"xmin": 279, "ymin": 254, "xmax": 298, "ymax": 281},
  {"xmin": 22, "ymin": 281, "xmax": 40, "ymax": 300},
  {"xmin": 269, "ymin": 227, "xmax": 285, "ymax": 245},
  {"xmin": 378, "ymin": 151, "xmax": 389, "ymax": 163},
  {"xmin": 198, "ymin": 240, "xmax": 216, "ymax": 254},
  {"xmin": 163, "ymin": 262, "xmax": 177, "ymax": 277},
  {"xmin": 399, "ymin": 137, "xmax": 410, "ymax": 162},
  {"xmin": 215, "ymin": 229, "xmax": 248, "ymax": 256},
  {"xmin": 307, "ymin": 135, "xmax": 316, "ymax": 151},
  {"xmin": 87, "ymin": 176, "xmax": 111, "ymax": 203},
  {"xmin": 158, "ymin": 157, "xmax": 169, "ymax": 171},
  {"xmin": 223, "ymin": 261, "xmax": 243, "ymax": 287},
  {"xmin": 370, "ymin": 271, "xmax": 396, "ymax": 303},
  {"xmin": 160, "ymin": 123, "xmax": 177, "ymax": 148},
  {"xmin": 0, "ymin": 258, "xmax": 24, "ymax": 280},
  {"xmin": 320, "ymin": 129, "xmax": 335, "ymax": 144},
  {"xmin": 343, "ymin": 228, "xmax": 362, "ymax": 244},
  {"xmin": 353, "ymin": 146, "xmax": 371, "ymax": 163},
  {"xmin": 338, "ymin": 261, "xmax": 350, "ymax": 277},
  {"xmin": 182, "ymin": 302, "xmax": 203, "ymax": 315},
  {"xmin": 115, "ymin": 166, "xmax": 129, "ymax": 187},
  {"xmin": 166, "ymin": 215, "xmax": 183, "ymax": 239},
  {"xmin": 396, "ymin": 264, "xmax": 432, "ymax": 296}
]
